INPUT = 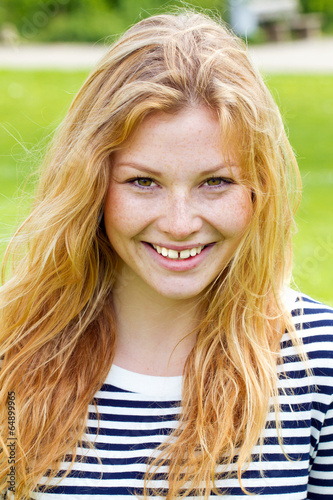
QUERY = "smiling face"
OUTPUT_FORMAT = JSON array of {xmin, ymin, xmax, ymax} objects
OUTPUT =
[{"xmin": 104, "ymin": 106, "xmax": 252, "ymax": 301}]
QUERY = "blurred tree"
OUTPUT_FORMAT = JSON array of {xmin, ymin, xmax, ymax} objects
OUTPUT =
[
  {"xmin": 0, "ymin": 0, "xmax": 228, "ymax": 43},
  {"xmin": 300, "ymin": 0, "xmax": 333, "ymax": 12},
  {"xmin": 299, "ymin": 0, "xmax": 333, "ymax": 31}
]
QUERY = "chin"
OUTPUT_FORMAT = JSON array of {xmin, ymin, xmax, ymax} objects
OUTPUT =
[{"xmin": 152, "ymin": 283, "xmax": 208, "ymax": 301}]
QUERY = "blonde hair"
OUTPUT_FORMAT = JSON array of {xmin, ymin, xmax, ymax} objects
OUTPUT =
[{"xmin": 0, "ymin": 10, "xmax": 302, "ymax": 498}]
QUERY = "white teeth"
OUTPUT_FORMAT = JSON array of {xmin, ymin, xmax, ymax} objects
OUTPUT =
[
  {"xmin": 179, "ymin": 249, "xmax": 190, "ymax": 259},
  {"xmin": 168, "ymin": 249, "xmax": 179, "ymax": 259},
  {"xmin": 151, "ymin": 244, "xmax": 205, "ymax": 260}
]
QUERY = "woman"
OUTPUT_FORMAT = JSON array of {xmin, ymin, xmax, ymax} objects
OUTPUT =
[{"xmin": 0, "ymin": 10, "xmax": 332, "ymax": 499}]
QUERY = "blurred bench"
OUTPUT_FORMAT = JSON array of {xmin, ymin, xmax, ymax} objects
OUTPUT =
[
  {"xmin": 290, "ymin": 13, "xmax": 322, "ymax": 38},
  {"xmin": 262, "ymin": 13, "xmax": 322, "ymax": 41}
]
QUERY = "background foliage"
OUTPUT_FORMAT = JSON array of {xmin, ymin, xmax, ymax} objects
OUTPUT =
[
  {"xmin": 300, "ymin": 0, "xmax": 333, "ymax": 13},
  {"xmin": 300, "ymin": 0, "xmax": 333, "ymax": 32},
  {"xmin": 0, "ymin": 0, "xmax": 227, "ymax": 43}
]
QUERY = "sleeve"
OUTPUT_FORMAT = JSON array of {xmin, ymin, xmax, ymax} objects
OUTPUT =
[
  {"xmin": 297, "ymin": 294, "xmax": 333, "ymax": 499},
  {"xmin": 307, "ymin": 397, "xmax": 333, "ymax": 498}
]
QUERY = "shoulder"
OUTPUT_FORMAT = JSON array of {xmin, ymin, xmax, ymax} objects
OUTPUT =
[
  {"xmin": 283, "ymin": 288, "xmax": 333, "ymax": 345},
  {"xmin": 281, "ymin": 288, "xmax": 333, "ymax": 394}
]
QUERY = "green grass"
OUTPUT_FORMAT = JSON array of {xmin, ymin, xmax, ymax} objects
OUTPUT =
[
  {"xmin": 1, "ymin": 71, "xmax": 333, "ymax": 305},
  {"xmin": 0, "ymin": 70, "xmax": 87, "ymax": 255},
  {"xmin": 265, "ymin": 75, "xmax": 333, "ymax": 306}
]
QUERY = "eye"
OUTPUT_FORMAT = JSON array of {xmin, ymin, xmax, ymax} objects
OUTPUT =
[
  {"xmin": 204, "ymin": 177, "xmax": 232, "ymax": 188},
  {"xmin": 128, "ymin": 176, "xmax": 156, "ymax": 188}
]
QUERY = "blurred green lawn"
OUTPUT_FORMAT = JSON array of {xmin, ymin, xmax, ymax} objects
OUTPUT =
[{"xmin": 0, "ymin": 70, "xmax": 332, "ymax": 305}]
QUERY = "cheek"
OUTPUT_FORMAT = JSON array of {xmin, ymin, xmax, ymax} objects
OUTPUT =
[
  {"xmin": 214, "ymin": 189, "xmax": 252, "ymax": 236},
  {"xmin": 104, "ymin": 185, "xmax": 147, "ymax": 239},
  {"xmin": 104, "ymin": 187, "xmax": 128, "ymax": 237}
]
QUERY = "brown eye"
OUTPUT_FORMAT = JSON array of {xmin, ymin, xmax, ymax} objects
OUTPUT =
[
  {"xmin": 137, "ymin": 178, "xmax": 152, "ymax": 186},
  {"xmin": 131, "ymin": 177, "xmax": 156, "ymax": 188},
  {"xmin": 206, "ymin": 177, "xmax": 223, "ymax": 186},
  {"xmin": 205, "ymin": 177, "xmax": 232, "ymax": 187}
]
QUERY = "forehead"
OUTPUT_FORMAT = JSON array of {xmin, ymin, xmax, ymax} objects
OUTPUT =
[{"xmin": 112, "ymin": 106, "xmax": 238, "ymax": 174}]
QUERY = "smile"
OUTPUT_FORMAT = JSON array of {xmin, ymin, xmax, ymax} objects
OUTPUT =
[{"xmin": 149, "ymin": 243, "xmax": 208, "ymax": 260}]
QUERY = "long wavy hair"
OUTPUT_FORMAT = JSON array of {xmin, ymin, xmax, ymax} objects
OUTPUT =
[{"xmin": 0, "ymin": 10, "xmax": 302, "ymax": 499}]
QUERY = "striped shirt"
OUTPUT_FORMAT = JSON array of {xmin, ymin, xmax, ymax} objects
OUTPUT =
[{"xmin": 12, "ymin": 290, "xmax": 333, "ymax": 497}]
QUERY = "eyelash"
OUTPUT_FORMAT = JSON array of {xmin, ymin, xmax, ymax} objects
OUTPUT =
[{"xmin": 128, "ymin": 176, "xmax": 233, "ymax": 190}]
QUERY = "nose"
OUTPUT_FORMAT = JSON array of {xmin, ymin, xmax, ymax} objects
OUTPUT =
[{"xmin": 157, "ymin": 190, "xmax": 203, "ymax": 240}]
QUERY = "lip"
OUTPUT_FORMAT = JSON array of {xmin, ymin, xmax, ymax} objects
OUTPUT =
[{"xmin": 142, "ymin": 242, "xmax": 216, "ymax": 271}]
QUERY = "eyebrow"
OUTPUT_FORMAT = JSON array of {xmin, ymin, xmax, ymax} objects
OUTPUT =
[{"xmin": 113, "ymin": 161, "xmax": 235, "ymax": 176}]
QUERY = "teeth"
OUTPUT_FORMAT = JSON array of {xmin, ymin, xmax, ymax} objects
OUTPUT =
[
  {"xmin": 179, "ymin": 249, "xmax": 190, "ymax": 259},
  {"xmin": 151, "ymin": 244, "xmax": 205, "ymax": 260},
  {"xmin": 168, "ymin": 249, "xmax": 179, "ymax": 259}
]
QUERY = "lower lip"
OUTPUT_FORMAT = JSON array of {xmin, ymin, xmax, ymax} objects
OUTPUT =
[{"xmin": 142, "ymin": 242, "xmax": 215, "ymax": 271}]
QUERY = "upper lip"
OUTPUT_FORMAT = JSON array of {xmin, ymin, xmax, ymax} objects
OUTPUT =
[{"xmin": 145, "ymin": 242, "xmax": 214, "ymax": 250}]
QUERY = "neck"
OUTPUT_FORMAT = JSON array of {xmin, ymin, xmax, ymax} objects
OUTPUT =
[{"xmin": 111, "ymin": 271, "xmax": 202, "ymax": 376}]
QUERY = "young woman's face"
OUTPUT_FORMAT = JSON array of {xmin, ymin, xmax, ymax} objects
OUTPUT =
[{"xmin": 104, "ymin": 106, "xmax": 252, "ymax": 300}]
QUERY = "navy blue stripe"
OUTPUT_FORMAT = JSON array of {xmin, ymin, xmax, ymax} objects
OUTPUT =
[
  {"xmin": 295, "ymin": 296, "xmax": 321, "ymax": 305},
  {"xmin": 307, "ymin": 492, "xmax": 333, "ymax": 499},
  {"xmin": 255, "ymin": 452, "xmax": 308, "ymax": 461},
  {"xmin": 61, "ymin": 454, "xmax": 153, "ymax": 466},
  {"xmin": 86, "ymin": 425, "xmax": 174, "ymax": 437},
  {"xmin": 297, "ymin": 319, "xmax": 333, "ymax": 330},
  {"xmin": 35, "ymin": 486, "xmax": 158, "ymax": 496},
  {"xmin": 236, "ymin": 467, "xmax": 309, "ymax": 479},
  {"xmin": 99, "ymin": 384, "xmax": 135, "ymax": 394},
  {"xmin": 281, "ymin": 333, "xmax": 333, "ymax": 349},
  {"xmin": 265, "ymin": 418, "xmax": 311, "ymax": 429},
  {"xmin": 293, "ymin": 307, "xmax": 333, "ymax": 316},
  {"xmin": 314, "ymin": 448, "xmax": 333, "ymax": 458},
  {"xmin": 88, "ymin": 413, "xmax": 178, "ymax": 423},
  {"xmin": 93, "ymin": 397, "xmax": 181, "ymax": 409},
  {"xmin": 318, "ymin": 432, "xmax": 333, "ymax": 444},
  {"xmin": 308, "ymin": 475, "xmax": 333, "ymax": 487},
  {"xmin": 38, "ymin": 483, "xmax": 308, "ymax": 496},
  {"xmin": 263, "ymin": 435, "xmax": 310, "ymax": 446},
  {"xmin": 311, "ymin": 463, "xmax": 333, "ymax": 472},
  {"xmin": 80, "ymin": 440, "xmax": 170, "ymax": 451},
  {"xmin": 280, "ymin": 368, "xmax": 333, "ymax": 380}
]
